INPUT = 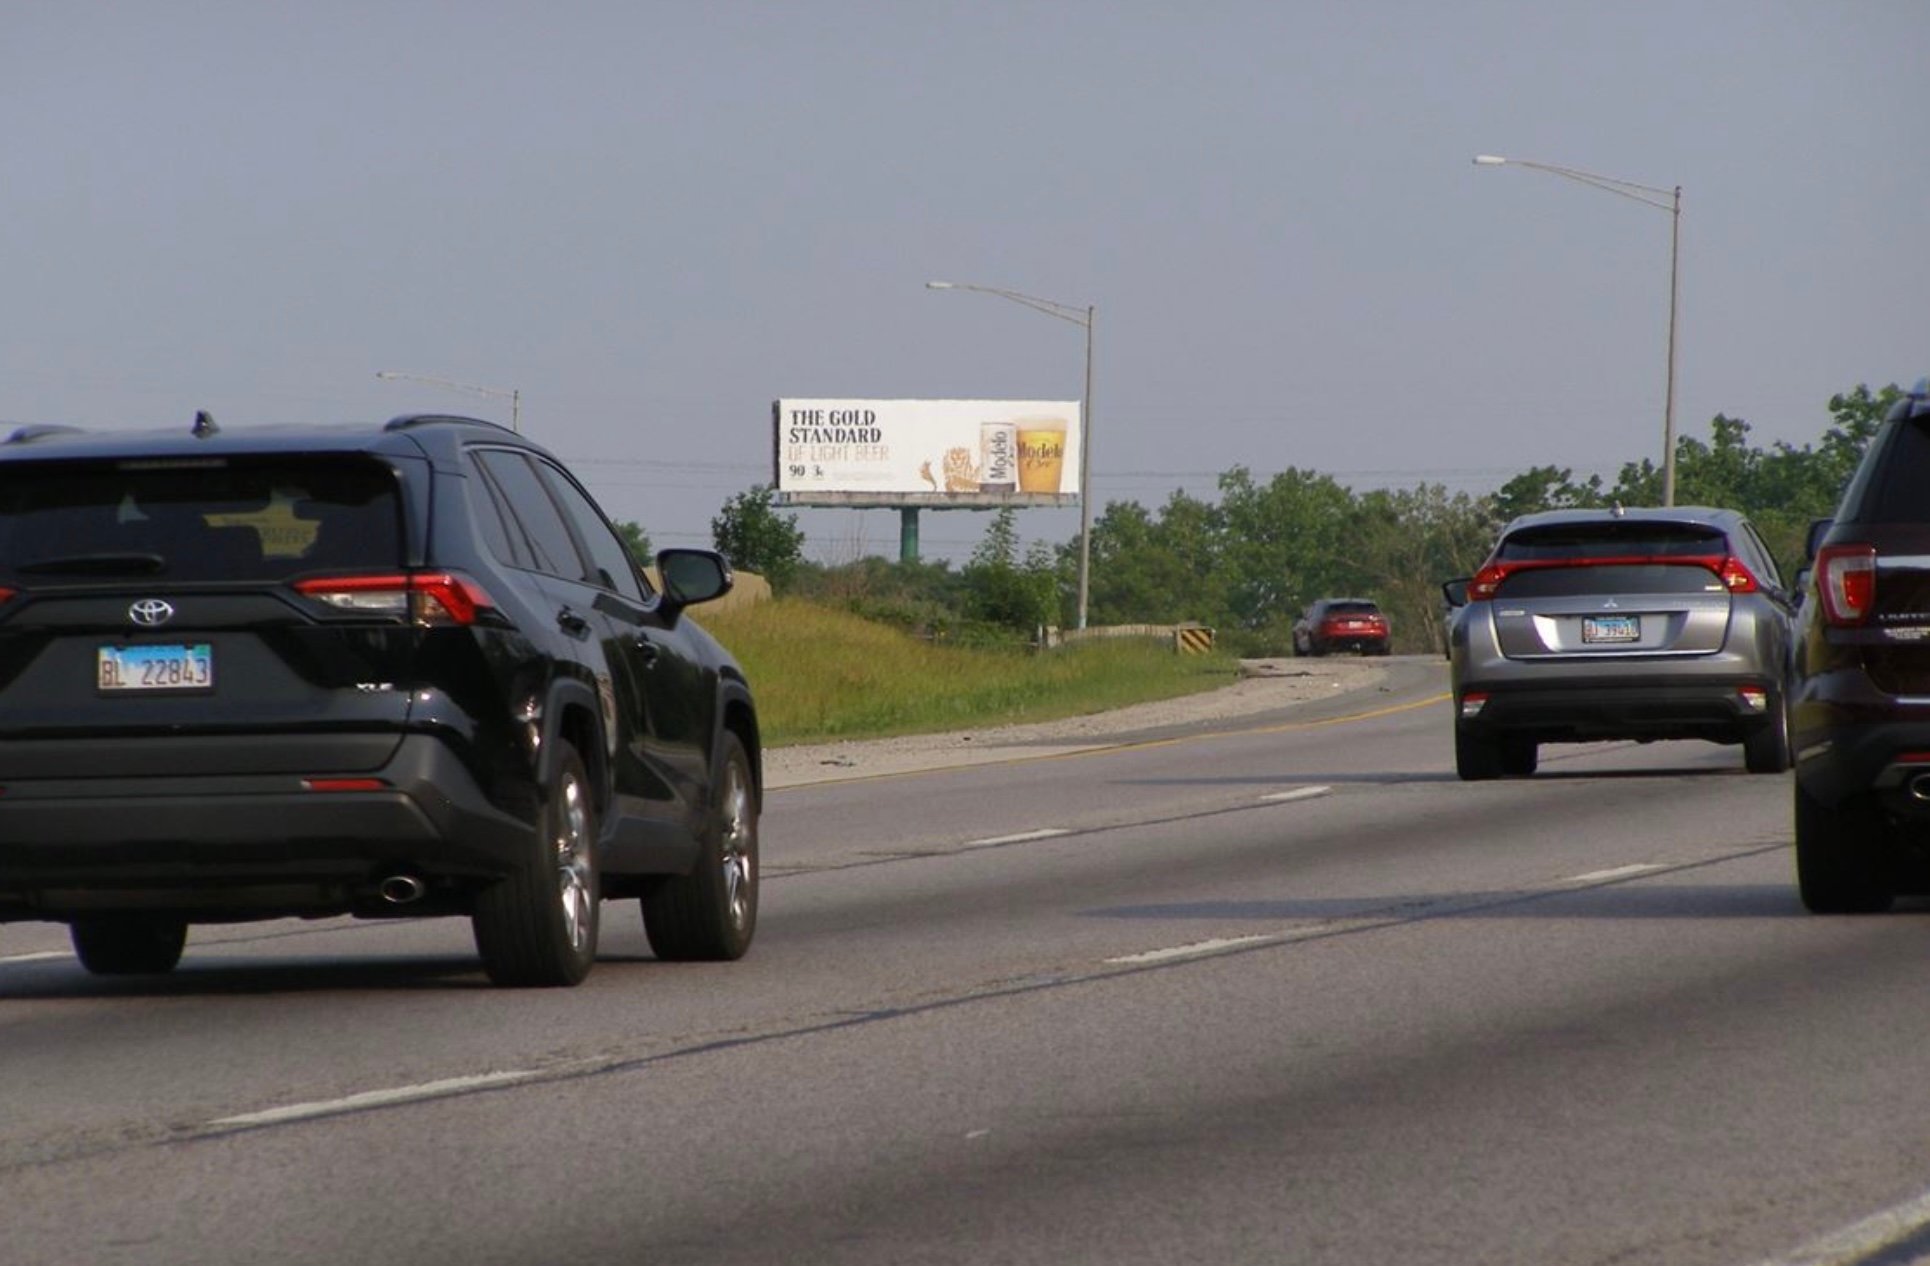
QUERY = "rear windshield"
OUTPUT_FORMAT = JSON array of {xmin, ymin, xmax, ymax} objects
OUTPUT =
[
  {"xmin": 1325, "ymin": 602, "xmax": 1380, "ymax": 616},
  {"xmin": 1842, "ymin": 416, "xmax": 1930, "ymax": 524},
  {"xmin": 1497, "ymin": 522, "xmax": 1726, "ymax": 561},
  {"xmin": 0, "ymin": 457, "xmax": 401, "ymax": 583},
  {"xmin": 1495, "ymin": 563, "xmax": 1727, "ymax": 599}
]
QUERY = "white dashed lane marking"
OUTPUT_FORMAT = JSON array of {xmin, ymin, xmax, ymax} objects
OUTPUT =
[
  {"xmin": 965, "ymin": 828, "xmax": 1071, "ymax": 847},
  {"xmin": 1105, "ymin": 936, "xmax": 1279, "ymax": 966},
  {"xmin": 1258, "ymin": 785, "xmax": 1333, "ymax": 804},
  {"xmin": 1565, "ymin": 863, "xmax": 1666, "ymax": 884},
  {"xmin": 209, "ymin": 1069, "xmax": 551, "ymax": 1130}
]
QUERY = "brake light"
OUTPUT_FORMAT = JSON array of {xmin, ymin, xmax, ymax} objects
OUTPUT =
[
  {"xmin": 292, "ymin": 572, "xmax": 494, "ymax": 626},
  {"xmin": 1469, "ymin": 564, "xmax": 1507, "ymax": 600},
  {"xmin": 1467, "ymin": 554, "xmax": 1758, "ymax": 598},
  {"xmin": 1713, "ymin": 556, "xmax": 1759, "ymax": 594},
  {"xmin": 0, "ymin": 586, "xmax": 13, "ymax": 606},
  {"xmin": 1816, "ymin": 544, "xmax": 1877, "ymax": 627}
]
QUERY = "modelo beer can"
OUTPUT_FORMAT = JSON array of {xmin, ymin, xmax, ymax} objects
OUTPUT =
[{"xmin": 979, "ymin": 421, "xmax": 1017, "ymax": 492}]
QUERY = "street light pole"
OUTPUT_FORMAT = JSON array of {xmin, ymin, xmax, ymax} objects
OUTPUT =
[
  {"xmin": 1473, "ymin": 154, "xmax": 1683, "ymax": 506},
  {"xmin": 926, "ymin": 280, "xmax": 1097, "ymax": 629},
  {"xmin": 375, "ymin": 370, "xmax": 522, "ymax": 434}
]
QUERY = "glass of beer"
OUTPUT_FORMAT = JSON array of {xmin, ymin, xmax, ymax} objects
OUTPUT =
[{"xmin": 1016, "ymin": 417, "xmax": 1068, "ymax": 493}]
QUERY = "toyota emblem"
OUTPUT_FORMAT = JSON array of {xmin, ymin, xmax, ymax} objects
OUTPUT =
[{"xmin": 129, "ymin": 599, "xmax": 176, "ymax": 627}]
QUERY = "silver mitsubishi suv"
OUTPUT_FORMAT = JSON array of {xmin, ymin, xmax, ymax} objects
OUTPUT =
[{"xmin": 1443, "ymin": 506, "xmax": 1798, "ymax": 780}]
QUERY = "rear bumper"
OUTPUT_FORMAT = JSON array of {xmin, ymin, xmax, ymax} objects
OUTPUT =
[
  {"xmin": 1316, "ymin": 635, "xmax": 1389, "ymax": 654},
  {"xmin": 1456, "ymin": 673, "xmax": 1776, "ymax": 744},
  {"xmin": 0, "ymin": 735, "xmax": 535, "ymax": 921},
  {"xmin": 1794, "ymin": 665, "xmax": 1930, "ymax": 817}
]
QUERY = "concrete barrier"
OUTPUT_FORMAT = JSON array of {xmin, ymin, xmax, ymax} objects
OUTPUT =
[{"xmin": 1044, "ymin": 622, "xmax": 1216, "ymax": 654}]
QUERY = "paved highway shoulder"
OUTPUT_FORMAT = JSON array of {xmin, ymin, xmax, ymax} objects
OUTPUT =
[{"xmin": 766, "ymin": 655, "xmax": 1447, "ymax": 788}]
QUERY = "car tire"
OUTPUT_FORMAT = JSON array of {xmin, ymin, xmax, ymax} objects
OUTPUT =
[
  {"xmin": 1795, "ymin": 781, "xmax": 1893, "ymax": 914},
  {"xmin": 1499, "ymin": 736, "xmax": 1538, "ymax": 777},
  {"xmin": 1455, "ymin": 727, "xmax": 1505, "ymax": 781},
  {"xmin": 1743, "ymin": 692, "xmax": 1792, "ymax": 774},
  {"xmin": 70, "ymin": 916, "xmax": 187, "ymax": 975},
  {"xmin": 472, "ymin": 740, "xmax": 600, "ymax": 987},
  {"xmin": 643, "ymin": 730, "xmax": 758, "ymax": 962}
]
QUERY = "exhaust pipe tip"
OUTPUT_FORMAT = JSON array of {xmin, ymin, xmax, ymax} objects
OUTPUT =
[
  {"xmin": 378, "ymin": 874, "xmax": 427, "ymax": 905},
  {"xmin": 1909, "ymin": 774, "xmax": 1930, "ymax": 804}
]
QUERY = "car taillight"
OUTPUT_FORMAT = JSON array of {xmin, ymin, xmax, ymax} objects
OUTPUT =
[
  {"xmin": 1712, "ymin": 556, "xmax": 1759, "ymax": 594},
  {"xmin": 1468, "ymin": 554, "xmax": 1758, "ymax": 598},
  {"xmin": 1816, "ymin": 544, "xmax": 1877, "ymax": 627},
  {"xmin": 1469, "ymin": 563, "xmax": 1507, "ymax": 600},
  {"xmin": 292, "ymin": 572, "xmax": 494, "ymax": 626}
]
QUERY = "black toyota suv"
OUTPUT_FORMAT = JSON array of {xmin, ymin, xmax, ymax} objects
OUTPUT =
[
  {"xmin": 1793, "ymin": 378, "xmax": 1930, "ymax": 913},
  {"xmin": 0, "ymin": 413, "xmax": 761, "ymax": 986}
]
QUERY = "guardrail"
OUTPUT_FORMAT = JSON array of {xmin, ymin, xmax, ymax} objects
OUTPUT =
[{"xmin": 1043, "ymin": 623, "xmax": 1216, "ymax": 654}]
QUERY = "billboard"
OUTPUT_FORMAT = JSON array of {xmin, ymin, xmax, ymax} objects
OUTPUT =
[{"xmin": 772, "ymin": 399, "xmax": 1082, "ymax": 509}]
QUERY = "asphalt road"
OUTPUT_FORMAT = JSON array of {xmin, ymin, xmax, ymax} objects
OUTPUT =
[{"xmin": 7, "ymin": 657, "xmax": 1930, "ymax": 1265}]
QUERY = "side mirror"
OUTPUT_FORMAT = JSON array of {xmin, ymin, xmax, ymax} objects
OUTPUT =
[
  {"xmin": 1441, "ymin": 578, "xmax": 1471, "ymax": 609},
  {"xmin": 1792, "ymin": 566, "xmax": 1811, "ymax": 606},
  {"xmin": 1805, "ymin": 518, "xmax": 1834, "ymax": 562},
  {"xmin": 655, "ymin": 548, "xmax": 734, "ymax": 618}
]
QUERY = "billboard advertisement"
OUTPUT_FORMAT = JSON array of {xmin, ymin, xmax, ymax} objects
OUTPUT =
[{"xmin": 772, "ymin": 399, "xmax": 1082, "ymax": 508}]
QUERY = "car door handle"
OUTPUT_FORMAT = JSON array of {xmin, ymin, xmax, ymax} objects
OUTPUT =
[
  {"xmin": 634, "ymin": 637, "xmax": 661, "ymax": 668},
  {"xmin": 556, "ymin": 607, "xmax": 590, "ymax": 635}
]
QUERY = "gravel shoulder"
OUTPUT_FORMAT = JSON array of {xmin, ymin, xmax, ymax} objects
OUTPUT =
[{"xmin": 765, "ymin": 656, "xmax": 1391, "ymax": 788}]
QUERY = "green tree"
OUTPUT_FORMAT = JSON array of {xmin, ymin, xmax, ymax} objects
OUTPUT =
[
  {"xmin": 1354, "ymin": 484, "xmax": 1494, "ymax": 653},
  {"xmin": 961, "ymin": 508, "xmax": 1058, "ymax": 634},
  {"xmin": 1078, "ymin": 490, "xmax": 1226, "ymax": 627},
  {"xmin": 711, "ymin": 485, "xmax": 805, "ymax": 590},
  {"xmin": 1490, "ymin": 465, "xmax": 1604, "ymax": 522},
  {"xmin": 613, "ymin": 519, "xmax": 652, "ymax": 562},
  {"xmin": 1216, "ymin": 465, "xmax": 1356, "ymax": 637}
]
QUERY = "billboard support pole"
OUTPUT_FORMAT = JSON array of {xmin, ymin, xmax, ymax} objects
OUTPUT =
[{"xmin": 900, "ymin": 507, "xmax": 919, "ymax": 564}]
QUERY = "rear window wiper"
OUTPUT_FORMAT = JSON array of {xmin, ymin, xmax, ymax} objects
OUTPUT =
[{"xmin": 14, "ymin": 552, "xmax": 167, "ymax": 576}]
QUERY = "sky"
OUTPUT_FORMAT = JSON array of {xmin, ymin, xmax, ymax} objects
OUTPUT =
[{"xmin": 4, "ymin": 1, "xmax": 1925, "ymax": 564}]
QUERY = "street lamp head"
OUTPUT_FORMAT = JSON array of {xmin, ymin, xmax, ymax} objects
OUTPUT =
[
  {"xmin": 1472, "ymin": 155, "xmax": 1509, "ymax": 166},
  {"xmin": 924, "ymin": 281, "xmax": 954, "ymax": 290}
]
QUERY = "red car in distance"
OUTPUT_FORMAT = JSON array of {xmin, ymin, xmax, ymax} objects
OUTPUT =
[{"xmin": 1293, "ymin": 598, "xmax": 1391, "ymax": 656}]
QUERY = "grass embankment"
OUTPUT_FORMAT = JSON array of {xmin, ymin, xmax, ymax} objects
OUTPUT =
[{"xmin": 699, "ymin": 598, "xmax": 1239, "ymax": 747}]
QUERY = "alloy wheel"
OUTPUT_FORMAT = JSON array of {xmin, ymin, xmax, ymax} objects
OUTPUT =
[{"xmin": 554, "ymin": 771, "xmax": 594, "ymax": 952}]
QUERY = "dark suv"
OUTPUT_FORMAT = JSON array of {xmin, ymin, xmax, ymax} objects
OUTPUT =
[
  {"xmin": 0, "ymin": 413, "xmax": 760, "ymax": 987},
  {"xmin": 1792, "ymin": 379, "xmax": 1930, "ymax": 913},
  {"xmin": 1445, "ymin": 506, "xmax": 1797, "ymax": 780}
]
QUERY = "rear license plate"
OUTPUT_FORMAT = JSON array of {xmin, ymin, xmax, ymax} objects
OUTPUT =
[
  {"xmin": 1581, "ymin": 616, "xmax": 1640, "ymax": 644},
  {"xmin": 98, "ymin": 643, "xmax": 214, "ymax": 691}
]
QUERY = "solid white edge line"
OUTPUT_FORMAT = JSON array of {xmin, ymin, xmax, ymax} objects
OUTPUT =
[
  {"xmin": 966, "ymin": 828, "xmax": 1071, "ymax": 847},
  {"xmin": 1565, "ymin": 863, "xmax": 1666, "ymax": 884},
  {"xmin": 0, "ymin": 951, "xmax": 69, "ymax": 965},
  {"xmin": 209, "ymin": 1069, "xmax": 546, "ymax": 1129},
  {"xmin": 1746, "ymin": 1187, "xmax": 1930, "ymax": 1266},
  {"xmin": 1106, "ymin": 935, "xmax": 1276, "ymax": 966},
  {"xmin": 1259, "ymin": 785, "xmax": 1333, "ymax": 804}
]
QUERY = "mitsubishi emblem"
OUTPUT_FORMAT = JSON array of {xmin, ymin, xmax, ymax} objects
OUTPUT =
[
  {"xmin": 129, "ymin": 599, "xmax": 176, "ymax": 627},
  {"xmin": 1601, "ymin": 599, "xmax": 1620, "ymax": 610}
]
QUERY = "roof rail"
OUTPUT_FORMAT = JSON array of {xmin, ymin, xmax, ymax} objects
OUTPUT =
[
  {"xmin": 4, "ymin": 424, "xmax": 86, "ymax": 445},
  {"xmin": 383, "ymin": 413, "xmax": 516, "ymax": 435}
]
